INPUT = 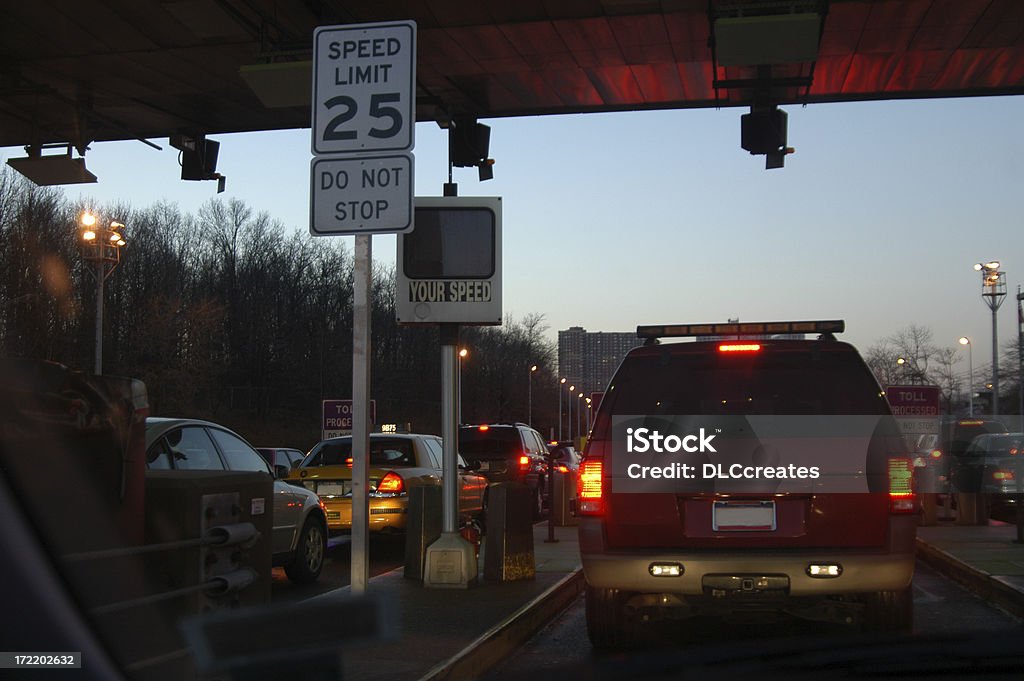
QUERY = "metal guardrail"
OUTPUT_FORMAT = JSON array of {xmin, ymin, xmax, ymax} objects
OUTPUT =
[
  {"xmin": 60, "ymin": 523, "xmax": 260, "ymax": 562},
  {"xmin": 59, "ymin": 523, "xmax": 261, "ymax": 617}
]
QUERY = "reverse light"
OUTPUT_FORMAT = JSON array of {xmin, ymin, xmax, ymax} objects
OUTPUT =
[
  {"xmin": 718, "ymin": 343, "xmax": 761, "ymax": 353},
  {"xmin": 376, "ymin": 471, "xmax": 405, "ymax": 494},
  {"xmin": 649, "ymin": 562, "xmax": 683, "ymax": 577},
  {"xmin": 578, "ymin": 459, "xmax": 604, "ymax": 515},
  {"xmin": 807, "ymin": 563, "xmax": 843, "ymax": 578}
]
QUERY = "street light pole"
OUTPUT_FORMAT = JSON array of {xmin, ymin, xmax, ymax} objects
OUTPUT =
[
  {"xmin": 558, "ymin": 377, "xmax": 566, "ymax": 440},
  {"xmin": 1018, "ymin": 288, "xmax": 1024, "ymax": 431},
  {"xmin": 976, "ymin": 261, "xmax": 1006, "ymax": 416},
  {"xmin": 576, "ymin": 392, "xmax": 584, "ymax": 441},
  {"xmin": 528, "ymin": 364, "xmax": 537, "ymax": 427},
  {"xmin": 568, "ymin": 384, "xmax": 575, "ymax": 443},
  {"xmin": 959, "ymin": 337, "xmax": 974, "ymax": 417},
  {"xmin": 94, "ymin": 260, "xmax": 104, "ymax": 374},
  {"xmin": 458, "ymin": 347, "xmax": 468, "ymax": 424}
]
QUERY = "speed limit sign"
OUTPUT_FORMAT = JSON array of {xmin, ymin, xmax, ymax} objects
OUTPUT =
[{"xmin": 312, "ymin": 21, "xmax": 416, "ymax": 155}]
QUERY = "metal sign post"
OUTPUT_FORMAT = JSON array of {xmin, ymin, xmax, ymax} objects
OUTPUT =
[
  {"xmin": 401, "ymin": 195, "xmax": 502, "ymax": 588},
  {"xmin": 351, "ymin": 235, "xmax": 372, "ymax": 593},
  {"xmin": 311, "ymin": 20, "xmax": 416, "ymax": 594}
]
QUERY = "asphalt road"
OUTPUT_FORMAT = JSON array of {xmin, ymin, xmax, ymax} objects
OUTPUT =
[
  {"xmin": 270, "ymin": 533, "xmax": 407, "ymax": 602},
  {"xmin": 485, "ymin": 561, "xmax": 1023, "ymax": 679}
]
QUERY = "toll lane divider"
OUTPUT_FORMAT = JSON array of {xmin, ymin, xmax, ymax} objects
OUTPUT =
[
  {"xmin": 916, "ymin": 538, "xmax": 1024, "ymax": 619},
  {"xmin": 416, "ymin": 569, "xmax": 585, "ymax": 681}
]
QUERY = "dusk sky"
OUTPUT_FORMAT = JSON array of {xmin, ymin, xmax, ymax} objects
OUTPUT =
[{"xmin": 4, "ymin": 94, "xmax": 1023, "ymax": 381}]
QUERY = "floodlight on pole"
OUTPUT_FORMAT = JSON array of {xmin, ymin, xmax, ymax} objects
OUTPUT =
[
  {"xmin": 975, "ymin": 261, "xmax": 1006, "ymax": 416},
  {"xmin": 78, "ymin": 211, "xmax": 128, "ymax": 375}
]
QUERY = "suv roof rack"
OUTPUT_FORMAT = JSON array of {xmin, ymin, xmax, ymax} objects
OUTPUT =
[{"xmin": 637, "ymin": 320, "xmax": 845, "ymax": 345}]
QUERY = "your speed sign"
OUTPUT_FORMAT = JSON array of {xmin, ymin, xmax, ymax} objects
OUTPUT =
[{"xmin": 312, "ymin": 22, "xmax": 416, "ymax": 155}]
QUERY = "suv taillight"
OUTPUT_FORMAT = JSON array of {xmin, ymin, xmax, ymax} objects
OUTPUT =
[
  {"xmin": 519, "ymin": 454, "xmax": 530, "ymax": 469},
  {"xmin": 578, "ymin": 459, "xmax": 604, "ymax": 515},
  {"xmin": 888, "ymin": 457, "xmax": 916, "ymax": 514}
]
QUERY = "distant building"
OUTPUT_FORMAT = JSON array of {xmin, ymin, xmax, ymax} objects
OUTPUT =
[{"xmin": 558, "ymin": 326, "xmax": 643, "ymax": 397}]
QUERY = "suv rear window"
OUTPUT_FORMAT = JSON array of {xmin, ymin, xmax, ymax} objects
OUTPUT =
[
  {"xmin": 593, "ymin": 344, "xmax": 887, "ymax": 439},
  {"xmin": 459, "ymin": 427, "xmax": 521, "ymax": 460}
]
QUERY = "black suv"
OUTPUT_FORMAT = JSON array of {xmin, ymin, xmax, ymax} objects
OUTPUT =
[
  {"xmin": 578, "ymin": 320, "xmax": 917, "ymax": 648},
  {"xmin": 459, "ymin": 423, "xmax": 550, "ymax": 518}
]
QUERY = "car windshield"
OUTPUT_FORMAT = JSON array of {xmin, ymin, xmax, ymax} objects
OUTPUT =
[{"xmin": 3, "ymin": 6, "xmax": 1024, "ymax": 677}]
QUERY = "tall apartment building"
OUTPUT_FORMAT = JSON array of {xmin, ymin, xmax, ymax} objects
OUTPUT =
[{"xmin": 557, "ymin": 326, "xmax": 643, "ymax": 397}]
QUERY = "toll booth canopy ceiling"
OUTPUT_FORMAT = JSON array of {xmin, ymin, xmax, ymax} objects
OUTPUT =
[{"xmin": 0, "ymin": 0, "xmax": 1022, "ymax": 150}]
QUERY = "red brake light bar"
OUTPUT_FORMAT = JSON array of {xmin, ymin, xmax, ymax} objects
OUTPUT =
[{"xmin": 719, "ymin": 343, "xmax": 761, "ymax": 353}]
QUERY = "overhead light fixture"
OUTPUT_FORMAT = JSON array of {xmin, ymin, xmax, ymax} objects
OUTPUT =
[
  {"xmin": 239, "ymin": 61, "xmax": 312, "ymax": 108},
  {"xmin": 450, "ymin": 119, "xmax": 495, "ymax": 182},
  {"xmin": 6, "ymin": 144, "xmax": 97, "ymax": 186},
  {"xmin": 170, "ymin": 133, "xmax": 226, "ymax": 193},
  {"xmin": 713, "ymin": 2, "xmax": 824, "ymax": 66},
  {"xmin": 741, "ymin": 104, "xmax": 794, "ymax": 169}
]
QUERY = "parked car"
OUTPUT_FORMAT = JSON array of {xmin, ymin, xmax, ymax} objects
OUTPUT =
[
  {"xmin": 289, "ymin": 433, "xmax": 487, "ymax": 534},
  {"xmin": 946, "ymin": 418, "xmax": 1008, "ymax": 493},
  {"xmin": 459, "ymin": 423, "xmax": 550, "ymax": 519},
  {"xmin": 256, "ymin": 447, "xmax": 305, "ymax": 473},
  {"xmin": 548, "ymin": 441, "xmax": 581, "ymax": 474},
  {"xmin": 959, "ymin": 432, "xmax": 1024, "ymax": 517},
  {"xmin": 577, "ymin": 320, "xmax": 917, "ymax": 649},
  {"xmin": 145, "ymin": 418, "xmax": 328, "ymax": 584}
]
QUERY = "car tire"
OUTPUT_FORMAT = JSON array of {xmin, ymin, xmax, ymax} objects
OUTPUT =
[
  {"xmin": 585, "ymin": 585, "xmax": 640, "ymax": 650},
  {"xmin": 284, "ymin": 516, "xmax": 327, "ymax": 585},
  {"xmin": 863, "ymin": 588, "xmax": 913, "ymax": 632}
]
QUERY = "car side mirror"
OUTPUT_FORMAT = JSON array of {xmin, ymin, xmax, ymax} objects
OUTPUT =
[
  {"xmin": 274, "ymin": 464, "xmax": 290, "ymax": 479},
  {"xmin": 464, "ymin": 459, "xmax": 481, "ymax": 472}
]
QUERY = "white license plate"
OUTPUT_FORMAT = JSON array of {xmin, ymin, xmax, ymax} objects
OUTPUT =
[
  {"xmin": 317, "ymin": 481, "xmax": 350, "ymax": 497},
  {"xmin": 712, "ymin": 500, "xmax": 776, "ymax": 531}
]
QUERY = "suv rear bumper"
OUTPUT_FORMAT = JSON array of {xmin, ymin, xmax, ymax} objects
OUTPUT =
[{"xmin": 579, "ymin": 517, "xmax": 915, "ymax": 596}]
